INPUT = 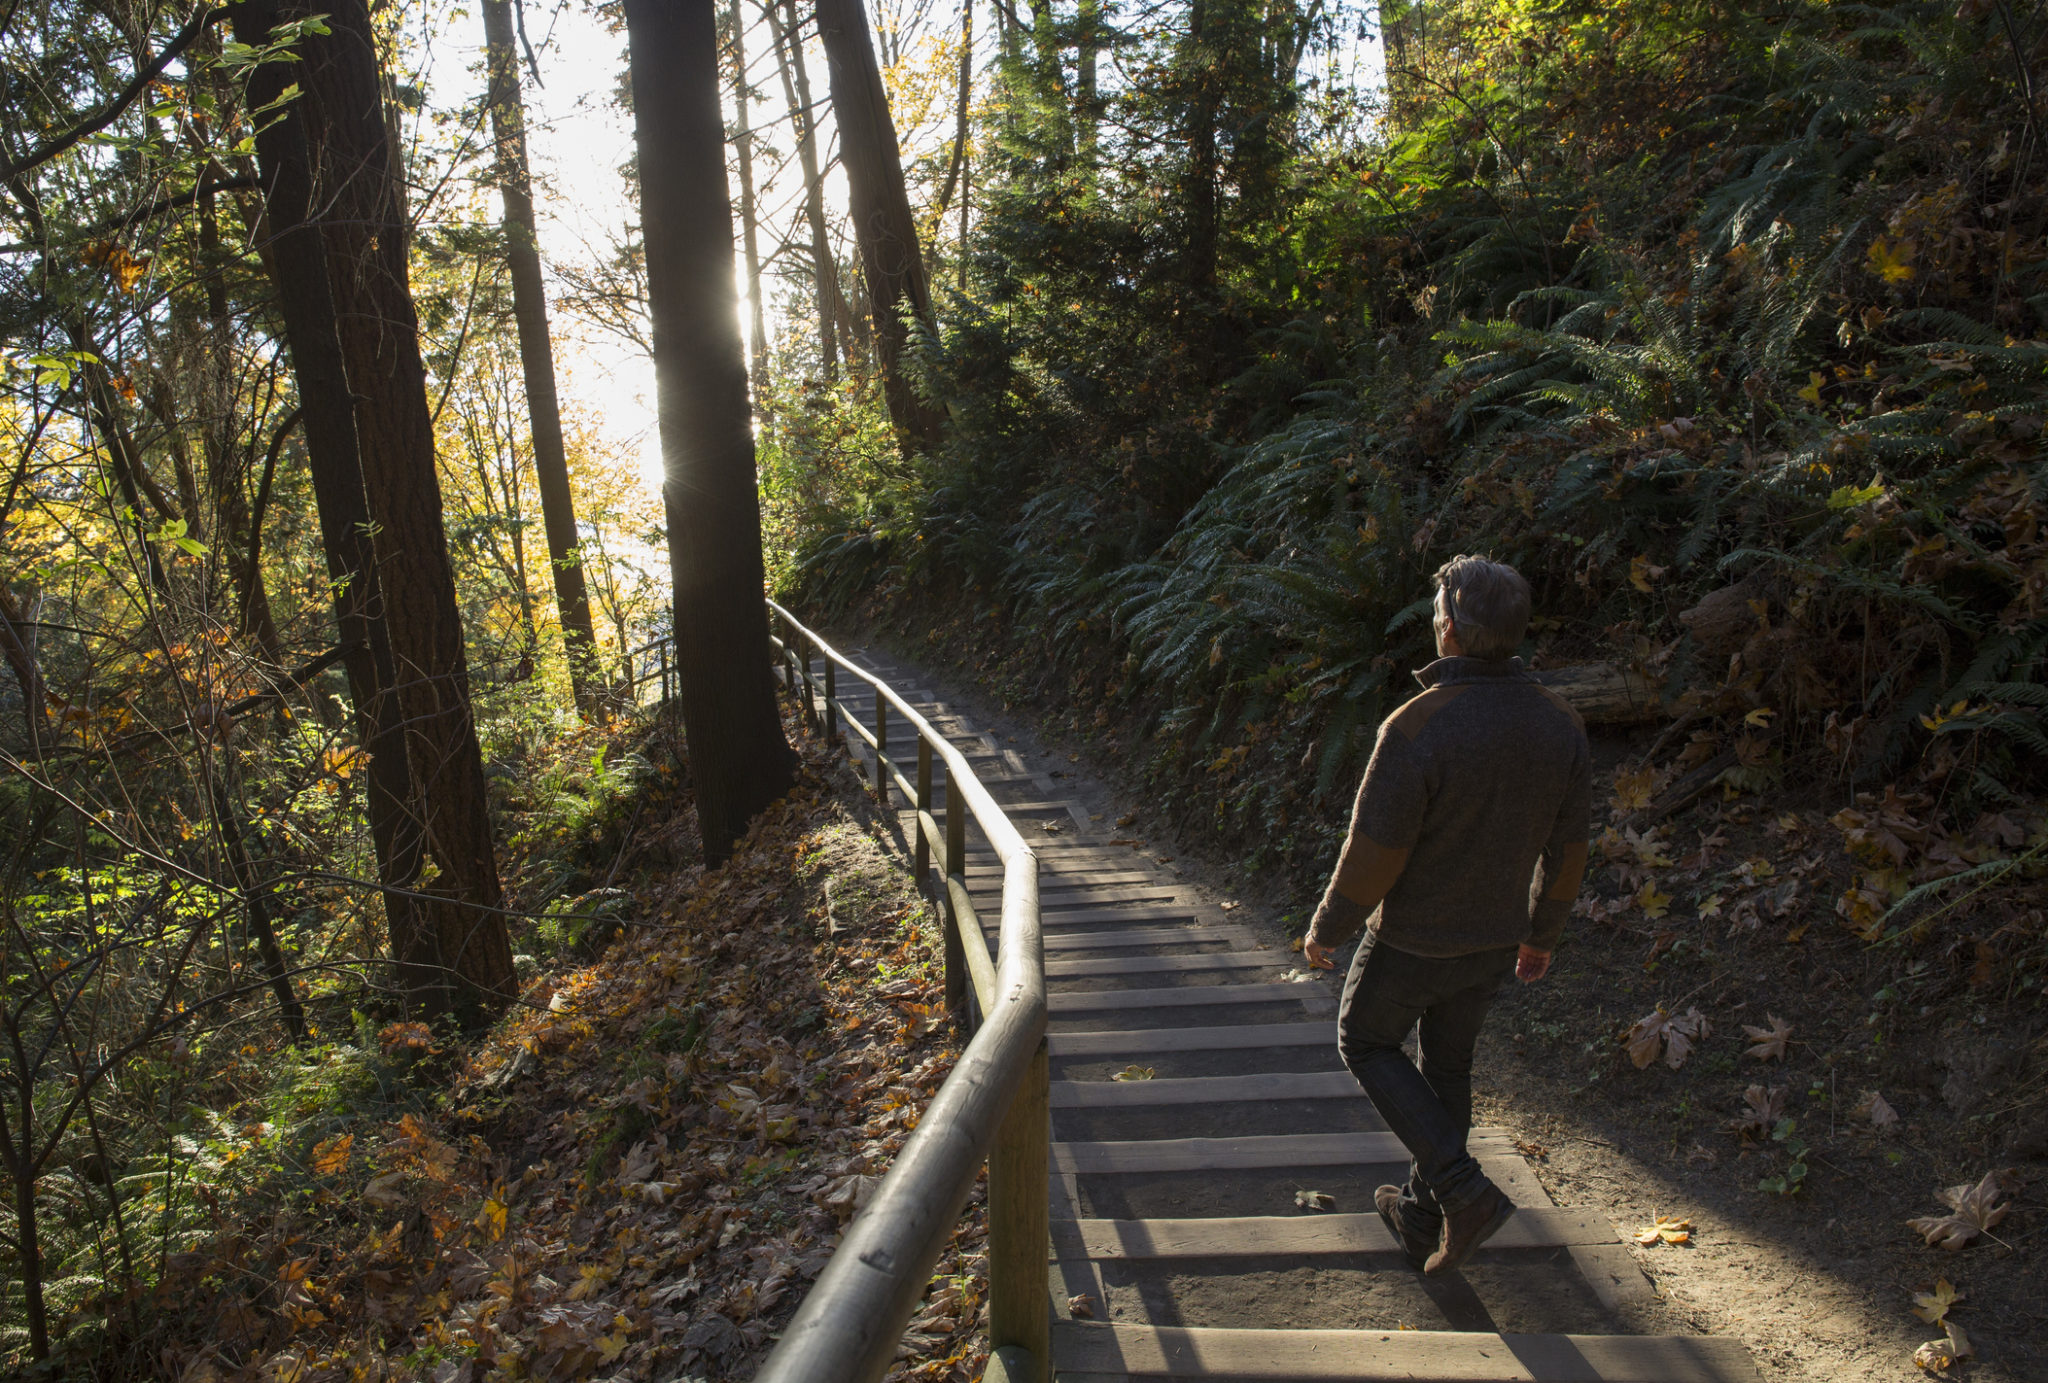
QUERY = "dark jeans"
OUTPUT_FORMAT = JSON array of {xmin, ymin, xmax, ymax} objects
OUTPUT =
[{"xmin": 1337, "ymin": 932, "xmax": 1517, "ymax": 1235}]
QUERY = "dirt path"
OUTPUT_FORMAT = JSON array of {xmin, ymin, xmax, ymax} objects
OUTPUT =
[{"xmin": 836, "ymin": 627, "xmax": 2041, "ymax": 1383}]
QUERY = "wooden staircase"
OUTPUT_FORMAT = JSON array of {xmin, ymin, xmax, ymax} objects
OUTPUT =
[{"xmin": 819, "ymin": 644, "xmax": 1763, "ymax": 1383}]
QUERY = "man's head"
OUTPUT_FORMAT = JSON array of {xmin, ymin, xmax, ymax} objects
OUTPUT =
[{"xmin": 1433, "ymin": 555, "xmax": 1531, "ymax": 660}]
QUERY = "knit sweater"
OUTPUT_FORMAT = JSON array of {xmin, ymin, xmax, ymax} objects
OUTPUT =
[{"xmin": 1306, "ymin": 655, "xmax": 1592, "ymax": 958}]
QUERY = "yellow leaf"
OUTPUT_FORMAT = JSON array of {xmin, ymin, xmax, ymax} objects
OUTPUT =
[
  {"xmin": 1743, "ymin": 707, "xmax": 1775, "ymax": 727},
  {"xmin": 1632, "ymin": 1213, "xmax": 1693, "ymax": 1246},
  {"xmin": 596, "ymin": 1330, "xmax": 630, "ymax": 1364},
  {"xmin": 1629, "ymin": 555, "xmax": 1665, "ymax": 593},
  {"xmin": 1798, "ymin": 372, "xmax": 1825, "ymax": 405},
  {"xmin": 310, "ymin": 1133, "xmax": 353, "ymax": 1175},
  {"xmin": 1636, "ymin": 882, "xmax": 1672, "ymax": 919},
  {"xmin": 1866, "ymin": 235, "xmax": 1916, "ymax": 284},
  {"xmin": 1111, "ymin": 1065, "xmax": 1155, "ymax": 1082},
  {"xmin": 1912, "ymin": 1278, "xmax": 1963, "ymax": 1326},
  {"xmin": 477, "ymin": 1196, "xmax": 508, "ymax": 1242}
]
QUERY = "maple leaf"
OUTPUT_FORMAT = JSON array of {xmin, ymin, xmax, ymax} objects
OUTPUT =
[
  {"xmin": 309, "ymin": 1133, "xmax": 353, "ymax": 1175},
  {"xmin": 1908, "ymin": 1172, "xmax": 2013, "ymax": 1251},
  {"xmin": 1625, "ymin": 1010, "xmax": 1671, "ymax": 1069},
  {"xmin": 1067, "ymin": 1293, "xmax": 1096, "ymax": 1319},
  {"xmin": 1866, "ymin": 235, "xmax": 1916, "ymax": 284},
  {"xmin": 1628, "ymin": 1007, "xmax": 1708, "ymax": 1069},
  {"xmin": 1632, "ymin": 1213, "xmax": 1692, "ymax": 1246},
  {"xmin": 1111, "ymin": 1065, "xmax": 1155, "ymax": 1082},
  {"xmin": 1741, "ymin": 1015, "xmax": 1793, "ymax": 1061},
  {"xmin": 1610, "ymin": 764, "xmax": 1656, "ymax": 813},
  {"xmin": 1911, "ymin": 1278, "xmax": 1963, "ymax": 1326},
  {"xmin": 1635, "ymin": 882, "xmax": 1672, "ymax": 919},
  {"xmin": 1294, "ymin": 1189, "xmax": 1335, "ymax": 1211}
]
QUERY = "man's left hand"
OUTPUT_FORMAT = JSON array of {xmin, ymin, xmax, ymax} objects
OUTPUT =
[
  {"xmin": 1303, "ymin": 938, "xmax": 1335, "ymax": 970},
  {"xmin": 1516, "ymin": 945, "xmax": 1551, "ymax": 983}
]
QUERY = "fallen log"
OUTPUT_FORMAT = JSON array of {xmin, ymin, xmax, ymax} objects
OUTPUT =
[{"xmin": 1531, "ymin": 662, "xmax": 1668, "ymax": 724}]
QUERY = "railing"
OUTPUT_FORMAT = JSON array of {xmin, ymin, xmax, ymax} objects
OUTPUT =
[{"xmin": 752, "ymin": 600, "xmax": 1050, "ymax": 1383}]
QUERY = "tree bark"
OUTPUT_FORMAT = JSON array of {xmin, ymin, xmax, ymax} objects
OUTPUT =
[
  {"xmin": 815, "ymin": 0, "xmax": 945, "ymax": 451},
  {"xmin": 728, "ymin": 0, "xmax": 770, "ymax": 395},
  {"xmin": 768, "ymin": 0, "xmax": 841, "ymax": 379},
  {"xmin": 623, "ymin": 0, "xmax": 794, "ymax": 865},
  {"xmin": 481, "ymin": 0, "xmax": 603, "ymax": 719},
  {"xmin": 200, "ymin": 185, "xmax": 284, "ymax": 663},
  {"xmin": 232, "ymin": 0, "xmax": 441, "ymax": 1013},
  {"xmin": 240, "ymin": 0, "xmax": 515, "ymax": 1022},
  {"xmin": 300, "ymin": 0, "xmax": 515, "ymax": 1022}
]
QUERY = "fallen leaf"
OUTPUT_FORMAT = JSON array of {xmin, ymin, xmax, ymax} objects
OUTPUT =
[
  {"xmin": 1912, "ymin": 1278, "xmax": 1963, "ymax": 1326},
  {"xmin": 1741, "ymin": 1014, "xmax": 1793, "ymax": 1061},
  {"xmin": 1907, "ymin": 1171, "xmax": 2013, "ymax": 1251},
  {"xmin": 310, "ymin": 1133, "xmax": 354, "ymax": 1176},
  {"xmin": 1730, "ymin": 1084, "xmax": 1787, "ymax": 1141},
  {"xmin": 362, "ymin": 1171, "xmax": 408, "ymax": 1209},
  {"xmin": 1115, "ymin": 812, "xmax": 1137, "ymax": 828},
  {"xmin": 1294, "ymin": 1189, "xmax": 1335, "ymax": 1211},
  {"xmin": 1625, "ymin": 1006, "xmax": 1709, "ymax": 1069},
  {"xmin": 1633, "ymin": 1213, "xmax": 1693, "ymax": 1246},
  {"xmin": 1611, "ymin": 764, "xmax": 1656, "ymax": 813},
  {"xmin": 1067, "ymin": 1293, "xmax": 1095, "ymax": 1319},
  {"xmin": 1855, "ymin": 1090, "xmax": 1900, "ymax": 1131},
  {"xmin": 1636, "ymin": 882, "xmax": 1672, "ymax": 919},
  {"xmin": 1111, "ymin": 1065, "xmax": 1155, "ymax": 1082}
]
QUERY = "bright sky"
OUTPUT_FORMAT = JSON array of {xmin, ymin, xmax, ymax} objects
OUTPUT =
[{"xmin": 427, "ymin": 1, "xmax": 1387, "ymax": 497}]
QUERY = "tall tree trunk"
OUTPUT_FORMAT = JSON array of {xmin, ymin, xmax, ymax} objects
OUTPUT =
[
  {"xmin": 481, "ymin": 0, "xmax": 603, "ymax": 719},
  {"xmin": 303, "ymin": 0, "xmax": 515, "ymax": 1023},
  {"xmin": 768, "ymin": 0, "xmax": 841, "ymax": 379},
  {"xmin": 232, "ymin": 0, "xmax": 441, "ymax": 1013},
  {"xmin": 624, "ymin": 0, "xmax": 794, "ymax": 865},
  {"xmin": 815, "ymin": 0, "xmax": 945, "ymax": 451},
  {"xmin": 0, "ymin": 584, "xmax": 48, "ymax": 757},
  {"xmin": 1184, "ymin": 0, "xmax": 1219, "ymax": 303},
  {"xmin": 728, "ymin": 0, "xmax": 770, "ymax": 395},
  {"xmin": 933, "ymin": 0, "xmax": 973, "ymax": 220},
  {"xmin": 1076, "ymin": 0, "xmax": 1098, "ymax": 158},
  {"xmin": 200, "ymin": 186, "xmax": 284, "ymax": 663}
]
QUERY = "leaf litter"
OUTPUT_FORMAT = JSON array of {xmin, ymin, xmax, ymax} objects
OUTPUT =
[{"xmin": 146, "ymin": 748, "xmax": 993, "ymax": 1383}]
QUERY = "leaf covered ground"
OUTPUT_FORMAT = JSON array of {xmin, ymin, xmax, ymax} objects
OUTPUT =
[{"xmin": 143, "ymin": 732, "xmax": 992, "ymax": 1383}]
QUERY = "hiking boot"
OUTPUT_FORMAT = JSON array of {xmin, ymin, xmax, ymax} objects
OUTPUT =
[
  {"xmin": 1424, "ymin": 1184, "xmax": 1515, "ymax": 1276},
  {"xmin": 1374, "ymin": 1184, "xmax": 1431, "ymax": 1271}
]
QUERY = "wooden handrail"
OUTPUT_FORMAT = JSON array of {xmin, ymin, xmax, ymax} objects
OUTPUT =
[{"xmin": 755, "ymin": 600, "xmax": 1051, "ymax": 1383}]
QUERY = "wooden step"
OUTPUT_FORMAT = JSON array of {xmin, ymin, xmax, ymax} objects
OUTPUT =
[
  {"xmin": 1045, "ymin": 951, "xmax": 1294, "ymax": 979},
  {"xmin": 1051, "ymin": 1070, "xmax": 1360, "ymax": 1108},
  {"xmin": 969, "ymin": 884, "xmax": 1192, "ymax": 909},
  {"xmin": 1048, "ymin": 983, "xmax": 1333, "ymax": 1014},
  {"xmin": 1052, "ymin": 1130, "xmax": 1512, "ymax": 1175},
  {"xmin": 1037, "ymin": 904, "xmax": 1210, "ymax": 929},
  {"xmin": 1049, "ymin": 1022, "xmax": 1329, "ymax": 1057},
  {"xmin": 1053, "ymin": 1206, "xmax": 1622, "ymax": 1260},
  {"xmin": 1052, "ymin": 1322, "xmax": 1763, "ymax": 1382},
  {"xmin": 1036, "ymin": 926, "xmax": 1258, "ymax": 954}
]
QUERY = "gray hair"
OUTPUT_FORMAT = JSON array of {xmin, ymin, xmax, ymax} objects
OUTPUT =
[{"xmin": 1433, "ymin": 555, "xmax": 1531, "ymax": 660}]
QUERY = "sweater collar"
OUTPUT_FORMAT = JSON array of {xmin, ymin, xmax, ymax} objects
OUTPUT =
[{"xmin": 1413, "ymin": 655, "xmax": 1533, "ymax": 689}]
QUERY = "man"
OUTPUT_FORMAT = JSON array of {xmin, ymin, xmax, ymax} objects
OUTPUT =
[{"xmin": 1303, "ymin": 555, "xmax": 1590, "ymax": 1275}]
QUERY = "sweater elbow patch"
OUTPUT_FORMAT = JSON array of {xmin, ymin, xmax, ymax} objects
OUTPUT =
[
  {"xmin": 1336, "ymin": 838, "xmax": 1410, "ymax": 903},
  {"xmin": 1544, "ymin": 840, "xmax": 1589, "ymax": 900}
]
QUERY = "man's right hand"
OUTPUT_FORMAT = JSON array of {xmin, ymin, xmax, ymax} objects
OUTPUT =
[
  {"xmin": 1304, "ymin": 938, "xmax": 1336, "ymax": 970},
  {"xmin": 1516, "ymin": 945, "xmax": 1551, "ymax": 983}
]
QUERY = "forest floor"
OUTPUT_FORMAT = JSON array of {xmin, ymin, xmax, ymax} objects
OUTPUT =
[
  {"xmin": 142, "ymin": 720, "xmax": 993, "ymax": 1383},
  {"xmin": 848, "ymin": 624, "xmax": 2047, "ymax": 1383}
]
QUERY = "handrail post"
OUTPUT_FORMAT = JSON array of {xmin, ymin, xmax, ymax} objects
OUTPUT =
[
  {"xmin": 987, "ymin": 1042, "xmax": 1051, "ymax": 1381},
  {"xmin": 915, "ymin": 735, "xmax": 932, "ymax": 881},
  {"xmin": 873, "ymin": 697, "xmax": 888, "ymax": 802},
  {"xmin": 803, "ymin": 635, "xmax": 820, "ymax": 732},
  {"xmin": 823, "ymin": 657, "xmax": 837, "ymax": 745},
  {"xmin": 944, "ymin": 795, "xmax": 967, "ymax": 1017}
]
